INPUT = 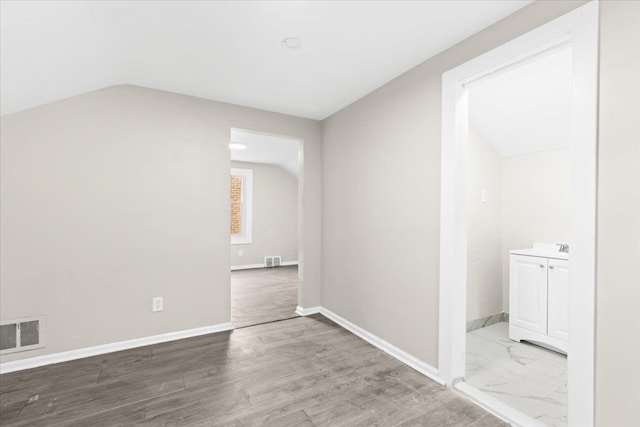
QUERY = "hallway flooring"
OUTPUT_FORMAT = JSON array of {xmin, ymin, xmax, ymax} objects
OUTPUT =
[
  {"xmin": 1, "ymin": 315, "xmax": 507, "ymax": 426},
  {"xmin": 231, "ymin": 265, "xmax": 299, "ymax": 328}
]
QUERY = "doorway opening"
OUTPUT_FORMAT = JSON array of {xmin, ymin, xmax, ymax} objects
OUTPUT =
[
  {"xmin": 229, "ymin": 128, "xmax": 302, "ymax": 328},
  {"xmin": 464, "ymin": 45, "xmax": 572, "ymax": 426},
  {"xmin": 438, "ymin": 2, "xmax": 598, "ymax": 427}
]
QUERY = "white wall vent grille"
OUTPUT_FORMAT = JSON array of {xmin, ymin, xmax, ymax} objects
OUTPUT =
[
  {"xmin": 264, "ymin": 256, "xmax": 282, "ymax": 268},
  {"xmin": 0, "ymin": 316, "xmax": 46, "ymax": 354}
]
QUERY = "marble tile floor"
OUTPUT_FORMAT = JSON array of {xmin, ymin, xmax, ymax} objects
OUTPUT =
[{"xmin": 465, "ymin": 322, "xmax": 567, "ymax": 427}]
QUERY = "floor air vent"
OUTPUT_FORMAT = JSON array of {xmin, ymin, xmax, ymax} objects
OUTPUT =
[
  {"xmin": 0, "ymin": 316, "xmax": 46, "ymax": 354},
  {"xmin": 264, "ymin": 256, "xmax": 282, "ymax": 268}
]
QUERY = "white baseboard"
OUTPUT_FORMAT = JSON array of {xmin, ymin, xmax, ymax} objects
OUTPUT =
[
  {"xmin": 0, "ymin": 322, "xmax": 234, "ymax": 374},
  {"xmin": 230, "ymin": 263, "xmax": 264, "ymax": 271},
  {"xmin": 296, "ymin": 305, "xmax": 443, "ymax": 386},
  {"xmin": 231, "ymin": 261, "xmax": 298, "ymax": 271},
  {"xmin": 455, "ymin": 382, "xmax": 546, "ymax": 427},
  {"xmin": 295, "ymin": 305, "xmax": 322, "ymax": 316}
]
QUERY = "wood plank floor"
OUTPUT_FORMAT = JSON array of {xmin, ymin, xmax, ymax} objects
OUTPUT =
[
  {"xmin": 0, "ymin": 315, "xmax": 506, "ymax": 426},
  {"xmin": 231, "ymin": 266, "xmax": 299, "ymax": 328}
]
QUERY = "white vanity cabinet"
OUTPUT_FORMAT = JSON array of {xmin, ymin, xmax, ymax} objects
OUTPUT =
[
  {"xmin": 546, "ymin": 258, "xmax": 569, "ymax": 343},
  {"xmin": 509, "ymin": 243, "xmax": 568, "ymax": 354}
]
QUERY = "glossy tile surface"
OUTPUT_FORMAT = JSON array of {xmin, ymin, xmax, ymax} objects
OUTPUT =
[
  {"xmin": 466, "ymin": 312, "xmax": 508, "ymax": 332},
  {"xmin": 466, "ymin": 322, "xmax": 567, "ymax": 427}
]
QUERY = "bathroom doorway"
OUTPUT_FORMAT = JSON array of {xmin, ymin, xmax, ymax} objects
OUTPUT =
[
  {"xmin": 438, "ymin": 3, "xmax": 598, "ymax": 426},
  {"xmin": 229, "ymin": 128, "xmax": 302, "ymax": 328},
  {"xmin": 463, "ymin": 45, "xmax": 571, "ymax": 426}
]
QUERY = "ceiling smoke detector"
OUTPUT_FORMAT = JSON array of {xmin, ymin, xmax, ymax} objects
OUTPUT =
[{"xmin": 281, "ymin": 37, "xmax": 301, "ymax": 50}]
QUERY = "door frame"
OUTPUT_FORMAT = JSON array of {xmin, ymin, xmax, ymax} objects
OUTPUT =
[{"xmin": 438, "ymin": 2, "xmax": 598, "ymax": 426}]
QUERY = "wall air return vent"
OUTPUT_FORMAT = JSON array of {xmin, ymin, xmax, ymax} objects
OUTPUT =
[
  {"xmin": 264, "ymin": 256, "xmax": 282, "ymax": 268},
  {"xmin": 0, "ymin": 315, "xmax": 46, "ymax": 354}
]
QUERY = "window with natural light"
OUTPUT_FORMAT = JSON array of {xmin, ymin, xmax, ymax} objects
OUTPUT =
[{"xmin": 230, "ymin": 168, "xmax": 253, "ymax": 244}]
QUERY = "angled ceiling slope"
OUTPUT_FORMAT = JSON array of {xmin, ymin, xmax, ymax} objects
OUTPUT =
[
  {"xmin": 230, "ymin": 130, "xmax": 299, "ymax": 177},
  {"xmin": 469, "ymin": 47, "xmax": 573, "ymax": 157},
  {"xmin": 1, "ymin": 0, "xmax": 533, "ymax": 119}
]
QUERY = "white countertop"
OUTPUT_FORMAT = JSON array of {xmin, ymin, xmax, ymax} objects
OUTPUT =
[{"xmin": 509, "ymin": 242, "xmax": 569, "ymax": 260}]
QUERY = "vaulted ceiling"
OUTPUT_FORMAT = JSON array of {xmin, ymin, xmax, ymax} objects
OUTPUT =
[{"xmin": 1, "ymin": 0, "xmax": 532, "ymax": 119}]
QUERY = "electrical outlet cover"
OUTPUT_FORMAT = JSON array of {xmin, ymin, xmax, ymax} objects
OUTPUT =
[{"xmin": 152, "ymin": 297, "xmax": 163, "ymax": 312}]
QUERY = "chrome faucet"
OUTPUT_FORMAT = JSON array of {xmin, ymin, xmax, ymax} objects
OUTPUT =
[{"xmin": 558, "ymin": 243, "xmax": 569, "ymax": 253}]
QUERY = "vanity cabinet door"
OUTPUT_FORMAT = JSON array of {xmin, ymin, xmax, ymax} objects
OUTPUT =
[
  {"xmin": 510, "ymin": 255, "xmax": 548, "ymax": 334},
  {"xmin": 547, "ymin": 258, "xmax": 569, "ymax": 341}
]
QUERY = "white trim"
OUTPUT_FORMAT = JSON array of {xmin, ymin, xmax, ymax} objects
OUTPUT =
[
  {"xmin": 295, "ymin": 305, "xmax": 322, "ymax": 316},
  {"xmin": 231, "ymin": 260, "xmax": 299, "ymax": 271},
  {"xmin": 300, "ymin": 307, "xmax": 444, "ymax": 386},
  {"xmin": 455, "ymin": 382, "xmax": 546, "ymax": 427},
  {"xmin": 230, "ymin": 167, "xmax": 253, "ymax": 245},
  {"xmin": 564, "ymin": 5, "xmax": 599, "ymax": 426},
  {"xmin": 230, "ymin": 263, "xmax": 264, "ymax": 271},
  {"xmin": 0, "ymin": 322, "xmax": 233, "ymax": 374},
  {"xmin": 438, "ymin": 2, "xmax": 598, "ymax": 426}
]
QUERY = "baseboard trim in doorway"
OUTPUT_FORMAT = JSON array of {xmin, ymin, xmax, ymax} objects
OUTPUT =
[
  {"xmin": 0, "ymin": 322, "xmax": 234, "ymax": 374},
  {"xmin": 466, "ymin": 312, "xmax": 509, "ymax": 332},
  {"xmin": 231, "ymin": 261, "xmax": 299, "ymax": 271},
  {"xmin": 231, "ymin": 263, "xmax": 264, "ymax": 271},
  {"xmin": 297, "ymin": 305, "xmax": 443, "ymax": 386},
  {"xmin": 295, "ymin": 306, "xmax": 322, "ymax": 316},
  {"xmin": 455, "ymin": 382, "xmax": 547, "ymax": 427}
]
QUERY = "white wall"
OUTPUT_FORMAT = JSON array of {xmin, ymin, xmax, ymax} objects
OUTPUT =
[
  {"xmin": 230, "ymin": 161, "xmax": 298, "ymax": 267},
  {"xmin": 466, "ymin": 128, "xmax": 569, "ymax": 321},
  {"xmin": 466, "ymin": 127, "xmax": 503, "ymax": 321},
  {"xmin": 501, "ymin": 148, "xmax": 570, "ymax": 311},
  {"xmin": 0, "ymin": 85, "xmax": 322, "ymax": 363},
  {"xmin": 596, "ymin": 1, "xmax": 640, "ymax": 425}
]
